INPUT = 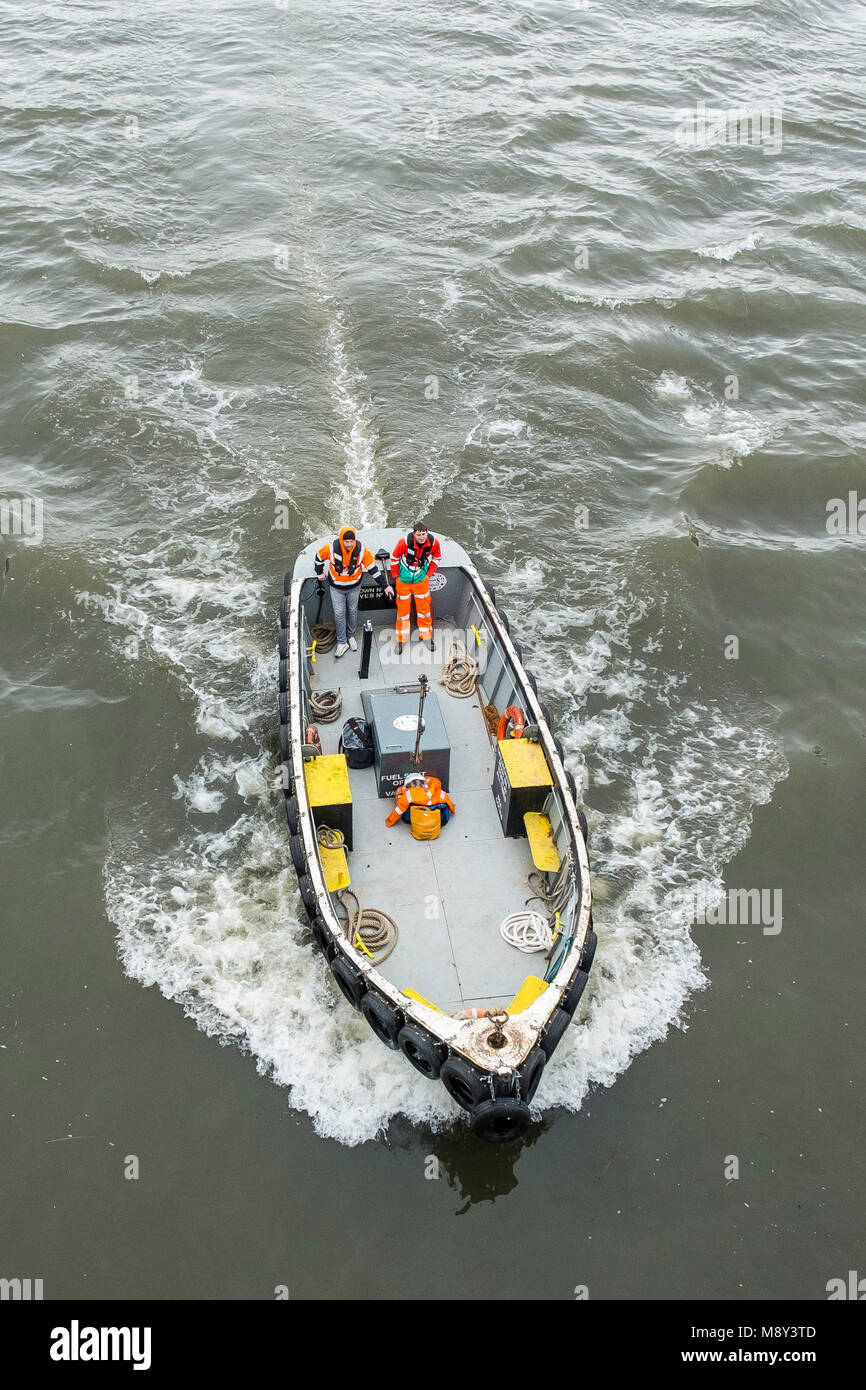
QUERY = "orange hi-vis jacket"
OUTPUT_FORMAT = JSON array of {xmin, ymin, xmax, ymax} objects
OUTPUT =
[
  {"xmin": 385, "ymin": 775, "xmax": 456, "ymax": 827},
  {"xmin": 315, "ymin": 526, "xmax": 381, "ymax": 588}
]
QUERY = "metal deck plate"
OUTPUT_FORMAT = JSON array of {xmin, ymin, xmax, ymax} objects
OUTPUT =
[{"xmin": 307, "ymin": 623, "xmax": 548, "ymax": 1012}]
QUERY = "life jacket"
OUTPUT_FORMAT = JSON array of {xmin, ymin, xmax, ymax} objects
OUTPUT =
[
  {"xmin": 331, "ymin": 537, "xmax": 361, "ymax": 576},
  {"xmin": 322, "ymin": 527, "xmax": 365, "ymax": 585},
  {"xmin": 398, "ymin": 531, "xmax": 435, "ymax": 584}
]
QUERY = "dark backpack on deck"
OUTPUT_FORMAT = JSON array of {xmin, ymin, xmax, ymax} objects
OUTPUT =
[{"xmin": 339, "ymin": 717, "xmax": 374, "ymax": 769}]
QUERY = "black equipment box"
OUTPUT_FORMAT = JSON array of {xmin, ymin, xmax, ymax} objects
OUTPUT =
[
  {"xmin": 492, "ymin": 737, "xmax": 554, "ymax": 838},
  {"xmin": 360, "ymin": 688, "xmax": 451, "ymax": 799}
]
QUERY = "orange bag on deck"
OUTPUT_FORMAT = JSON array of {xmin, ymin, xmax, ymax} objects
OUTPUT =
[{"xmin": 409, "ymin": 805, "xmax": 441, "ymax": 841}]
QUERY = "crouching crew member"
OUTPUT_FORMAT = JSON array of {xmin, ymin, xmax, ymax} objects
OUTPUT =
[
  {"xmin": 314, "ymin": 526, "xmax": 394, "ymax": 658},
  {"xmin": 390, "ymin": 523, "xmax": 441, "ymax": 649},
  {"xmin": 385, "ymin": 771, "xmax": 456, "ymax": 840}
]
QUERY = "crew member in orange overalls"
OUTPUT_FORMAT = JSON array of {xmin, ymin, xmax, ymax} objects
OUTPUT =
[
  {"xmin": 314, "ymin": 525, "xmax": 394, "ymax": 657},
  {"xmin": 385, "ymin": 771, "xmax": 456, "ymax": 840},
  {"xmin": 389, "ymin": 523, "xmax": 442, "ymax": 649}
]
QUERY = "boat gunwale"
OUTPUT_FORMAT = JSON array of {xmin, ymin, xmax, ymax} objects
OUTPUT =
[{"xmin": 285, "ymin": 551, "xmax": 592, "ymax": 1066}]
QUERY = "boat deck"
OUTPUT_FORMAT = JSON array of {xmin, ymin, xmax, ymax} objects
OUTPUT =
[{"xmin": 308, "ymin": 620, "xmax": 548, "ymax": 1014}]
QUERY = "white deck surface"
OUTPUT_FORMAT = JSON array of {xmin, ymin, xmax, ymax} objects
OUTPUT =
[{"xmin": 308, "ymin": 621, "xmax": 548, "ymax": 1013}]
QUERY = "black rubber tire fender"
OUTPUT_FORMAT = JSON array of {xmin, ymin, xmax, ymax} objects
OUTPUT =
[
  {"xmin": 579, "ymin": 927, "xmax": 597, "ymax": 974},
  {"xmin": 560, "ymin": 967, "xmax": 589, "ymax": 1018},
  {"xmin": 279, "ymin": 627, "xmax": 289, "ymax": 660},
  {"xmin": 498, "ymin": 609, "xmax": 510, "ymax": 635},
  {"xmin": 520, "ymin": 1046, "xmax": 546, "ymax": 1103},
  {"xmin": 279, "ymin": 595, "xmax": 289, "ymax": 629},
  {"xmin": 278, "ymin": 690, "xmax": 288, "ymax": 725},
  {"xmin": 279, "ymin": 722, "xmax": 290, "ymax": 761},
  {"xmin": 539, "ymin": 1006, "xmax": 572, "ymax": 1060},
  {"xmin": 281, "ymin": 760, "xmax": 293, "ymax": 799},
  {"xmin": 361, "ymin": 993, "xmax": 403, "ymax": 1049},
  {"xmin": 289, "ymin": 833, "xmax": 306, "ymax": 876},
  {"xmin": 576, "ymin": 808, "xmax": 589, "ymax": 844},
  {"xmin": 397, "ymin": 1024, "xmax": 446, "ymax": 1079},
  {"xmin": 525, "ymin": 668, "xmax": 538, "ymax": 695},
  {"xmin": 440, "ymin": 1056, "xmax": 491, "ymax": 1112},
  {"xmin": 285, "ymin": 795, "xmax": 300, "ymax": 834},
  {"xmin": 538, "ymin": 701, "xmax": 553, "ymax": 729},
  {"xmin": 330, "ymin": 955, "xmax": 366, "ymax": 1011},
  {"xmin": 311, "ymin": 914, "xmax": 335, "ymax": 962},
  {"xmin": 279, "ymin": 658, "xmax": 289, "ymax": 693},
  {"xmin": 283, "ymin": 571, "xmax": 292, "ymax": 596},
  {"xmin": 470, "ymin": 1096, "xmax": 531, "ymax": 1144},
  {"xmin": 564, "ymin": 770, "xmax": 577, "ymax": 805},
  {"xmin": 297, "ymin": 873, "xmax": 317, "ymax": 922},
  {"xmin": 483, "ymin": 581, "xmax": 497, "ymax": 607}
]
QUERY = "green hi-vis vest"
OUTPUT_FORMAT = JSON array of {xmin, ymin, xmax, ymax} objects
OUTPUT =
[
  {"xmin": 398, "ymin": 531, "xmax": 434, "ymax": 584},
  {"xmin": 398, "ymin": 556, "xmax": 430, "ymax": 584}
]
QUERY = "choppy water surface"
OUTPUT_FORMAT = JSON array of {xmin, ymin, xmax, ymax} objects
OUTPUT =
[{"xmin": 2, "ymin": 0, "xmax": 865, "ymax": 1298}]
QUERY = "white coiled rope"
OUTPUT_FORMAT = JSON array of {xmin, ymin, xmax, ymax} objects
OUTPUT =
[{"xmin": 499, "ymin": 910, "xmax": 553, "ymax": 953}]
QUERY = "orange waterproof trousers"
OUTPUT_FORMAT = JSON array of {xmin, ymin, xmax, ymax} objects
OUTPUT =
[{"xmin": 395, "ymin": 577, "xmax": 433, "ymax": 643}]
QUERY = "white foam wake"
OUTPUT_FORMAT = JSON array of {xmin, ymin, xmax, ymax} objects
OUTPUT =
[
  {"xmin": 697, "ymin": 230, "xmax": 762, "ymax": 261},
  {"xmin": 305, "ymin": 253, "xmax": 387, "ymax": 530},
  {"xmin": 654, "ymin": 372, "xmax": 786, "ymax": 465}
]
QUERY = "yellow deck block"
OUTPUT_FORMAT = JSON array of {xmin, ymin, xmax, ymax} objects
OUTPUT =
[
  {"xmin": 498, "ymin": 738, "xmax": 553, "ymax": 789},
  {"xmin": 303, "ymin": 753, "xmax": 352, "ymax": 807},
  {"xmin": 319, "ymin": 845, "xmax": 351, "ymax": 893},
  {"xmin": 403, "ymin": 988, "xmax": 444, "ymax": 1014},
  {"xmin": 507, "ymin": 975, "xmax": 549, "ymax": 1015},
  {"xmin": 523, "ymin": 812, "xmax": 561, "ymax": 872}
]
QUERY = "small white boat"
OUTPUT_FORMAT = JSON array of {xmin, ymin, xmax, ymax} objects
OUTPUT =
[{"xmin": 278, "ymin": 529, "xmax": 594, "ymax": 1142}]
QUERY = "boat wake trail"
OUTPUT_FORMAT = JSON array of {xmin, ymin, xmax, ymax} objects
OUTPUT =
[{"xmin": 305, "ymin": 252, "xmax": 387, "ymax": 531}]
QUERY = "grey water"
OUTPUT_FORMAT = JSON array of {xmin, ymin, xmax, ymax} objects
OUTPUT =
[{"xmin": 1, "ymin": 0, "xmax": 864, "ymax": 1299}]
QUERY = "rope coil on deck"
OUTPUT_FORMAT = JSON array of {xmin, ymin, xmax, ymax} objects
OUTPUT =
[
  {"xmin": 311, "ymin": 622, "xmax": 337, "ymax": 653},
  {"xmin": 527, "ymin": 855, "xmax": 574, "ymax": 918},
  {"xmin": 336, "ymin": 888, "xmax": 399, "ymax": 965},
  {"xmin": 316, "ymin": 825, "xmax": 345, "ymax": 849},
  {"xmin": 309, "ymin": 688, "xmax": 342, "ymax": 723},
  {"xmin": 440, "ymin": 642, "xmax": 479, "ymax": 698},
  {"xmin": 499, "ymin": 911, "xmax": 554, "ymax": 953}
]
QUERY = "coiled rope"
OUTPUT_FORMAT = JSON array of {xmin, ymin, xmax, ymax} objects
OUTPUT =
[
  {"xmin": 309, "ymin": 688, "xmax": 342, "ymax": 723},
  {"xmin": 527, "ymin": 854, "xmax": 574, "ymax": 919},
  {"xmin": 336, "ymin": 887, "xmax": 399, "ymax": 965},
  {"xmin": 441, "ymin": 642, "xmax": 478, "ymax": 698},
  {"xmin": 316, "ymin": 825, "xmax": 346, "ymax": 850},
  {"xmin": 311, "ymin": 622, "xmax": 337, "ymax": 653},
  {"xmin": 499, "ymin": 910, "xmax": 554, "ymax": 953}
]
